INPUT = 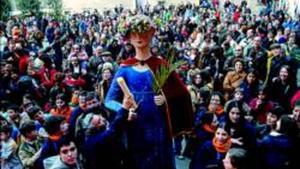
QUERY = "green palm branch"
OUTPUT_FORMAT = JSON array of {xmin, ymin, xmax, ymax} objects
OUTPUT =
[{"xmin": 152, "ymin": 48, "xmax": 186, "ymax": 93}]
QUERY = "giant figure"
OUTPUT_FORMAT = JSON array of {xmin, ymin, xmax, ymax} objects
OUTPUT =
[{"xmin": 105, "ymin": 15, "xmax": 193, "ymax": 169}]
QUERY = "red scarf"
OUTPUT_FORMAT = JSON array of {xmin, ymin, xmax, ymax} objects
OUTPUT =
[
  {"xmin": 208, "ymin": 104, "xmax": 224, "ymax": 116},
  {"xmin": 49, "ymin": 133, "xmax": 62, "ymax": 142},
  {"xmin": 212, "ymin": 136, "xmax": 232, "ymax": 153},
  {"xmin": 202, "ymin": 123, "xmax": 217, "ymax": 134}
]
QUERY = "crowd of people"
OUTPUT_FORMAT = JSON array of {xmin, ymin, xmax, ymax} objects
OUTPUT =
[{"xmin": 0, "ymin": 0, "xmax": 300, "ymax": 169}]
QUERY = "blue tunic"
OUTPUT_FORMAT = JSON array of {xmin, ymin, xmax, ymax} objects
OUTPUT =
[{"xmin": 105, "ymin": 66, "xmax": 175, "ymax": 169}]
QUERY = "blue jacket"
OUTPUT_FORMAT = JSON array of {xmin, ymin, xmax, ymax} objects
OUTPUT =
[
  {"xmin": 190, "ymin": 141, "xmax": 225, "ymax": 169},
  {"xmin": 83, "ymin": 108, "xmax": 129, "ymax": 169},
  {"xmin": 259, "ymin": 134, "xmax": 298, "ymax": 169}
]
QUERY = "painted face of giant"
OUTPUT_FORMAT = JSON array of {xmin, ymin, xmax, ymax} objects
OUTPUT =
[{"xmin": 129, "ymin": 28, "xmax": 155, "ymax": 49}]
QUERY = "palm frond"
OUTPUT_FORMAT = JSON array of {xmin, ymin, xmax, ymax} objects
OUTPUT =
[{"xmin": 152, "ymin": 47, "xmax": 186, "ymax": 93}]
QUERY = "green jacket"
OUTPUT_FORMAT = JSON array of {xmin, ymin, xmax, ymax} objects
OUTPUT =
[{"xmin": 18, "ymin": 139, "xmax": 43, "ymax": 169}]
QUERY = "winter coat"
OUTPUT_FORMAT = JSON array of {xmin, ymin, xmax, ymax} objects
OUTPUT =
[
  {"xmin": 18, "ymin": 140, "xmax": 43, "ymax": 169},
  {"xmin": 190, "ymin": 141, "xmax": 226, "ymax": 169},
  {"xmin": 43, "ymin": 155, "xmax": 82, "ymax": 169},
  {"xmin": 83, "ymin": 107, "xmax": 129, "ymax": 169},
  {"xmin": 259, "ymin": 134, "xmax": 299, "ymax": 169},
  {"xmin": 1, "ymin": 138, "xmax": 23, "ymax": 169}
]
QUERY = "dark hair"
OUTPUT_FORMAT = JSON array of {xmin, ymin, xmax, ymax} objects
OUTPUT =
[
  {"xmin": 40, "ymin": 56, "xmax": 52, "ymax": 67},
  {"xmin": 277, "ymin": 115, "xmax": 299, "ymax": 139},
  {"xmin": 27, "ymin": 106, "xmax": 41, "ymax": 119},
  {"xmin": 269, "ymin": 106, "xmax": 285, "ymax": 119},
  {"xmin": 58, "ymin": 136, "xmax": 76, "ymax": 152},
  {"xmin": 191, "ymin": 70, "xmax": 211, "ymax": 87},
  {"xmin": 258, "ymin": 87, "xmax": 269, "ymax": 99},
  {"xmin": 7, "ymin": 104, "xmax": 19, "ymax": 112},
  {"xmin": 243, "ymin": 69, "xmax": 259, "ymax": 92},
  {"xmin": 227, "ymin": 148, "xmax": 248, "ymax": 169},
  {"xmin": 56, "ymin": 93, "xmax": 67, "ymax": 102},
  {"xmin": 79, "ymin": 91, "xmax": 87, "ymax": 98},
  {"xmin": 86, "ymin": 92, "xmax": 97, "ymax": 101},
  {"xmin": 19, "ymin": 120, "xmax": 36, "ymax": 136},
  {"xmin": 23, "ymin": 93, "xmax": 34, "ymax": 101},
  {"xmin": 217, "ymin": 122, "xmax": 231, "ymax": 135},
  {"xmin": 44, "ymin": 116, "xmax": 65, "ymax": 135},
  {"xmin": 0, "ymin": 124, "xmax": 13, "ymax": 135},
  {"xmin": 278, "ymin": 65, "xmax": 294, "ymax": 83},
  {"xmin": 226, "ymin": 101, "xmax": 245, "ymax": 115},
  {"xmin": 210, "ymin": 91, "xmax": 225, "ymax": 105},
  {"xmin": 246, "ymin": 68, "xmax": 258, "ymax": 77},
  {"xmin": 233, "ymin": 58, "xmax": 244, "ymax": 68},
  {"xmin": 200, "ymin": 113, "xmax": 214, "ymax": 125},
  {"xmin": 226, "ymin": 102, "xmax": 245, "ymax": 125}
]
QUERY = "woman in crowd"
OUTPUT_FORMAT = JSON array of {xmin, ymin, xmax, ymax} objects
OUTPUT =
[
  {"xmin": 195, "ymin": 92, "xmax": 225, "ymax": 145},
  {"xmin": 224, "ymin": 103, "xmax": 256, "ymax": 153},
  {"xmin": 50, "ymin": 94, "xmax": 72, "ymax": 123},
  {"xmin": 190, "ymin": 122, "xmax": 232, "ymax": 169},
  {"xmin": 95, "ymin": 66, "xmax": 114, "ymax": 104},
  {"xmin": 238, "ymin": 69, "xmax": 260, "ymax": 103},
  {"xmin": 187, "ymin": 70, "xmax": 212, "ymax": 112},
  {"xmin": 269, "ymin": 65, "xmax": 297, "ymax": 112},
  {"xmin": 249, "ymin": 88, "xmax": 274, "ymax": 124},
  {"xmin": 223, "ymin": 59, "xmax": 247, "ymax": 100}
]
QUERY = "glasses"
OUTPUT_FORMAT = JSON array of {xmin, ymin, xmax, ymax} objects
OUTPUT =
[
  {"xmin": 61, "ymin": 146, "xmax": 76, "ymax": 155},
  {"xmin": 235, "ymin": 49, "xmax": 242, "ymax": 51}
]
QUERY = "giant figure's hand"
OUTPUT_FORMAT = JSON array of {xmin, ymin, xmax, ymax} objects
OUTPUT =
[
  {"xmin": 122, "ymin": 94, "xmax": 136, "ymax": 110},
  {"xmin": 154, "ymin": 95, "xmax": 166, "ymax": 106}
]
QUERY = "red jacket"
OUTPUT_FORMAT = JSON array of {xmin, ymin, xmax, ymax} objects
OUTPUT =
[
  {"xmin": 18, "ymin": 54, "xmax": 29, "ymax": 74},
  {"xmin": 39, "ymin": 67, "xmax": 58, "ymax": 89},
  {"xmin": 291, "ymin": 90, "xmax": 300, "ymax": 108},
  {"xmin": 64, "ymin": 75, "xmax": 86, "ymax": 88}
]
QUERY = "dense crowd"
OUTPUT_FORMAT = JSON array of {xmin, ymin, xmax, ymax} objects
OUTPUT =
[{"xmin": 0, "ymin": 0, "xmax": 300, "ymax": 169}]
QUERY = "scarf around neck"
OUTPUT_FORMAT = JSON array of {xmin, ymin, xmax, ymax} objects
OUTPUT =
[
  {"xmin": 208, "ymin": 104, "xmax": 224, "ymax": 116},
  {"xmin": 212, "ymin": 136, "xmax": 232, "ymax": 153}
]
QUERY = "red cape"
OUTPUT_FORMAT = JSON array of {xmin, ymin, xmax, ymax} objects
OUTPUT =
[{"xmin": 122, "ymin": 56, "xmax": 194, "ymax": 136}]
